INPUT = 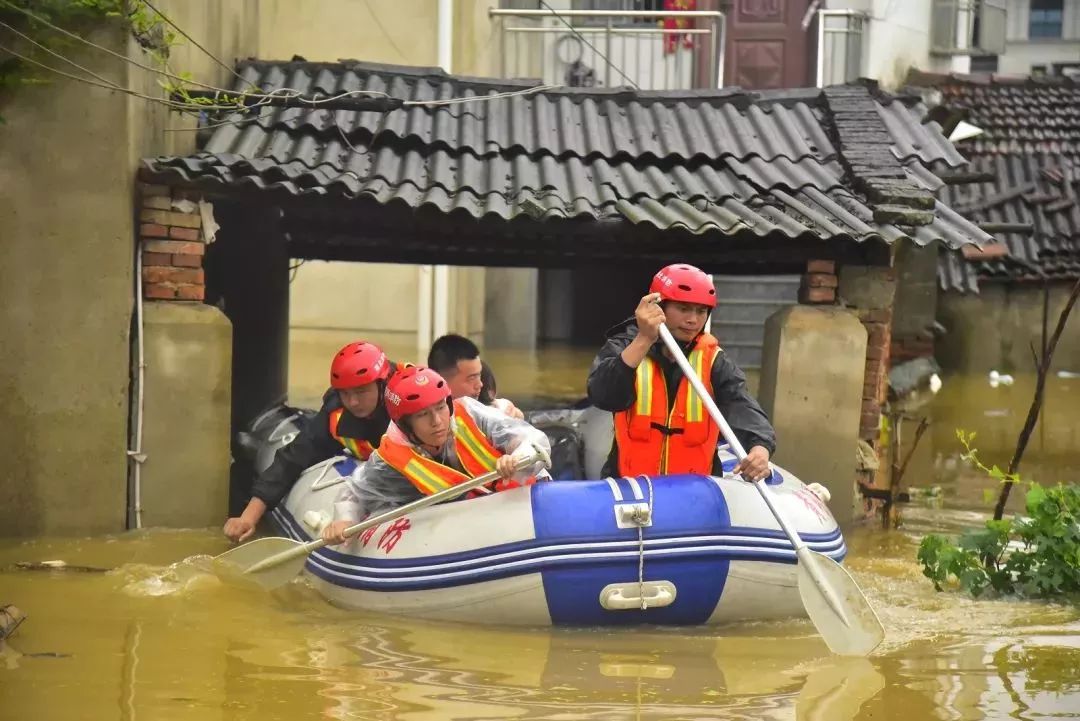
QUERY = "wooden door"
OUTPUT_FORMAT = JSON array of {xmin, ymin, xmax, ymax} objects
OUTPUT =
[{"xmin": 724, "ymin": 0, "xmax": 815, "ymax": 89}]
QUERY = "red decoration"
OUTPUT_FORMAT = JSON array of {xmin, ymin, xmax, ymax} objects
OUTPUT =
[{"xmin": 663, "ymin": 0, "xmax": 696, "ymax": 54}]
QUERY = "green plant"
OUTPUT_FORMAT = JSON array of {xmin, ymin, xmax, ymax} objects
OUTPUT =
[
  {"xmin": 917, "ymin": 431, "xmax": 1080, "ymax": 598},
  {"xmin": 0, "ymin": 0, "xmax": 236, "ymax": 122}
]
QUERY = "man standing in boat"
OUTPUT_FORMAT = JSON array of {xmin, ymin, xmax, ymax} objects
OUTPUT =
[
  {"xmin": 587, "ymin": 263, "xmax": 776, "ymax": 482},
  {"xmin": 428, "ymin": 333, "xmax": 524, "ymax": 419},
  {"xmin": 321, "ymin": 365, "xmax": 551, "ymax": 544},
  {"xmin": 223, "ymin": 341, "xmax": 398, "ymax": 543}
]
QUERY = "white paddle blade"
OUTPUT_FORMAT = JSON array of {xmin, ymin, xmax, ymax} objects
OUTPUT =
[
  {"xmin": 212, "ymin": 537, "xmax": 310, "ymax": 591},
  {"xmin": 797, "ymin": 550, "xmax": 885, "ymax": 657}
]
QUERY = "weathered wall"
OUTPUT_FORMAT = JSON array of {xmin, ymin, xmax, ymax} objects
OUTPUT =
[
  {"xmin": 758, "ymin": 305, "xmax": 868, "ymax": 525},
  {"xmin": 937, "ymin": 282, "xmax": 1080, "ymax": 374},
  {"xmin": 258, "ymin": 0, "xmax": 499, "ymax": 346},
  {"xmin": 139, "ymin": 303, "xmax": 232, "ymax": 528},
  {"xmin": 0, "ymin": 1, "xmax": 258, "ymax": 537}
]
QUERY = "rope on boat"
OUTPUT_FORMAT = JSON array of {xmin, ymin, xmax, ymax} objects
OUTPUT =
[{"xmin": 633, "ymin": 474, "xmax": 655, "ymax": 610}]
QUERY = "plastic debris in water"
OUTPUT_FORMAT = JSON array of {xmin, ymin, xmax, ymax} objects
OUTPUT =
[
  {"xmin": 988, "ymin": 370, "xmax": 1014, "ymax": 388},
  {"xmin": 1057, "ymin": 370, "xmax": 1080, "ymax": 379}
]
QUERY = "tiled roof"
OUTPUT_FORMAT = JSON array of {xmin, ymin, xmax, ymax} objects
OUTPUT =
[
  {"xmin": 907, "ymin": 71, "xmax": 1080, "ymax": 155},
  {"xmin": 905, "ymin": 71, "xmax": 1080, "ymax": 292},
  {"xmin": 143, "ymin": 60, "xmax": 988, "ymax": 251}
]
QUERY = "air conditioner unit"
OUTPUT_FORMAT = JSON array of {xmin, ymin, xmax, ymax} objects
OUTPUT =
[{"xmin": 931, "ymin": 0, "xmax": 1007, "ymax": 56}]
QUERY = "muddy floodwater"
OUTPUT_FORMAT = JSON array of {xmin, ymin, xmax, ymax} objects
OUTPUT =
[{"xmin": 3, "ymin": 333, "xmax": 1079, "ymax": 720}]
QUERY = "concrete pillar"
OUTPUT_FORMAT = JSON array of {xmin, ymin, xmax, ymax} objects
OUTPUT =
[
  {"xmin": 758, "ymin": 305, "xmax": 868, "ymax": 525},
  {"xmin": 139, "ymin": 303, "xmax": 232, "ymax": 528},
  {"xmin": 483, "ymin": 268, "xmax": 538, "ymax": 349},
  {"xmin": 891, "ymin": 242, "xmax": 939, "ymax": 362}
]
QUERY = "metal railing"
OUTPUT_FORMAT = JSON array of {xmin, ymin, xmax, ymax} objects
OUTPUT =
[
  {"xmin": 816, "ymin": 9, "xmax": 865, "ymax": 87},
  {"xmin": 489, "ymin": 8, "xmax": 726, "ymax": 90}
]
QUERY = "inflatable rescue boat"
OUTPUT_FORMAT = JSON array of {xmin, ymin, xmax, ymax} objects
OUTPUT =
[{"xmin": 243, "ymin": 404, "xmax": 846, "ymax": 626}]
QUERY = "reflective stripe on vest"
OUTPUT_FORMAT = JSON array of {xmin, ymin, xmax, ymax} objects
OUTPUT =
[
  {"xmin": 614, "ymin": 333, "xmax": 722, "ymax": 476},
  {"xmin": 377, "ymin": 399, "xmax": 537, "ymax": 497},
  {"xmin": 328, "ymin": 408, "xmax": 377, "ymax": 461}
]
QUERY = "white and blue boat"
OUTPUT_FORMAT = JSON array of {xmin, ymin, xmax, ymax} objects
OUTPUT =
[{"xmin": 250, "ymin": 404, "xmax": 847, "ymax": 627}]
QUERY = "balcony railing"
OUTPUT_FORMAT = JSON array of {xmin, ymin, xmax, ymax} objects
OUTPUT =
[{"xmin": 489, "ymin": 7, "xmax": 726, "ymax": 91}]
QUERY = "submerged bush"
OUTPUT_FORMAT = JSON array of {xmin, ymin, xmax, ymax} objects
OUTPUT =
[{"xmin": 917, "ymin": 432, "xmax": 1080, "ymax": 598}]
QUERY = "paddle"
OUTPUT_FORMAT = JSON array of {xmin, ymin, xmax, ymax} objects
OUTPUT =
[
  {"xmin": 656, "ymin": 323, "xmax": 884, "ymax": 656},
  {"xmin": 213, "ymin": 453, "xmax": 542, "ymax": 591}
]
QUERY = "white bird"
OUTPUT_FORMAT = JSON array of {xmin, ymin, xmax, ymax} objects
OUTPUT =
[
  {"xmin": 929, "ymin": 373, "xmax": 942, "ymax": 394},
  {"xmin": 989, "ymin": 370, "xmax": 1014, "ymax": 388}
]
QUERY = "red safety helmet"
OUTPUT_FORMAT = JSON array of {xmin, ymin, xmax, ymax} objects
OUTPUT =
[
  {"xmin": 384, "ymin": 365, "xmax": 452, "ymax": 423},
  {"xmin": 330, "ymin": 341, "xmax": 390, "ymax": 390},
  {"xmin": 649, "ymin": 264, "xmax": 717, "ymax": 308}
]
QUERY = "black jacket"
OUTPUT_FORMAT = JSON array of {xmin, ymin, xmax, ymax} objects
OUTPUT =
[
  {"xmin": 586, "ymin": 324, "xmax": 776, "ymax": 476},
  {"xmin": 250, "ymin": 387, "xmax": 391, "ymax": 509}
]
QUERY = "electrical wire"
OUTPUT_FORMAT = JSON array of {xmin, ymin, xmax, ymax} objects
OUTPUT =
[
  {"xmin": 538, "ymin": 0, "xmax": 639, "ymax": 89},
  {"xmin": 362, "ymin": 0, "xmax": 408, "ymax": 63},
  {"xmin": 0, "ymin": 40, "xmax": 239, "ymax": 112},
  {"xmin": 139, "ymin": 0, "xmax": 255, "ymax": 91},
  {"xmin": 0, "ymin": 0, "xmax": 241, "ymax": 96}
]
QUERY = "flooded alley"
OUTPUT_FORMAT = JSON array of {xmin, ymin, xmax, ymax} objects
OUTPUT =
[{"xmin": 4, "ymin": 351, "xmax": 1079, "ymax": 721}]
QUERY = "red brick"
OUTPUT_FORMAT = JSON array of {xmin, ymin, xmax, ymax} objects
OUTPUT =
[
  {"xmin": 140, "ymin": 223, "xmax": 169, "ymax": 239},
  {"xmin": 806, "ymin": 272, "xmax": 839, "ymax": 289},
  {"xmin": 142, "ymin": 251, "xmax": 171, "ymax": 266},
  {"xmin": 143, "ymin": 266, "xmax": 204, "ymax": 285},
  {"xmin": 867, "ymin": 323, "xmax": 890, "ymax": 348},
  {"xmin": 806, "ymin": 259, "xmax": 836, "ymax": 274},
  {"xmin": 140, "ymin": 183, "xmax": 171, "ymax": 197},
  {"xmin": 142, "ymin": 196, "xmax": 173, "ymax": 211},
  {"xmin": 800, "ymin": 286, "xmax": 836, "ymax": 304},
  {"xmin": 962, "ymin": 242, "xmax": 1008, "ymax": 260},
  {"xmin": 862, "ymin": 398, "xmax": 881, "ymax": 415},
  {"xmin": 175, "ymin": 284, "xmax": 205, "ymax": 301},
  {"xmin": 171, "ymin": 253, "xmax": 202, "ymax": 268},
  {"xmin": 143, "ymin": 239, "xmax": 205, "ymax": 256},
  {"xmin": 168, "ymin": 226, "xmax": 200, "ymax": 241},
  {"xmin": 144, "ymin": 283, "xmax": 177, "ymax": 300},
  {"xmin": 139, "ymin": 209, "xmax": 201, "ymax": 229}
]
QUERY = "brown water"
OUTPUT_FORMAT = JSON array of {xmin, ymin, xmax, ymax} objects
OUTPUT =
[{"xmin": 3, "ymin": 340, "xmax": 1079, "ymax": 721}]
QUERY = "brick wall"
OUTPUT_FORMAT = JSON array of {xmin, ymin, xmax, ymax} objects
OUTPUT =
[
  {"xmin": 800, "ymin": 259, "xmax": 837, "ymax": 305},
  {"xmin": 139, "ymin": 184, "xmax": 206, "ymax": 301},
  {"xmin": 856, "ymin": 307, "xmax": 892, "ymax": 441}
]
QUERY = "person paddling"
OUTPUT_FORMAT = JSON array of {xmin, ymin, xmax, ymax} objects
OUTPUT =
[
  {"xmin": 224, "ymin": 341, "xmax": 398, "ymax": 543},
  {"xmin": 586, "ymin": 264, "xmax": 775, "ymax": 481},
  {"xmin": 321, "ymin": 366, "xmax": 551, "ymax": 544}
]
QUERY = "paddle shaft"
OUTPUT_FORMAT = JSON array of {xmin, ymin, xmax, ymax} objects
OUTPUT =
[
  {"xmin": 655, "ymin": 324, "xmax": 807, "ymax": 553},
  {"xmin": 243, "ymin": 454, "xmax": 538, "ymax": 575}
]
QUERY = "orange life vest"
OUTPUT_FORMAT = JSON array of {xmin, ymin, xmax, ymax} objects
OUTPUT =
[
  {"xmin": 328, "ymin": 407, "xmax": 377, "ymax": 461},
  {"xmin": 376, "ymin": 399, "xmax": 537, "ymax": 497},
  {"xmin": 613, "ymin": 333, "xmax": 722, "ymax": 476}
]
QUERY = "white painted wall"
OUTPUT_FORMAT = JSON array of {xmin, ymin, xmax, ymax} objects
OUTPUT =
[
  {"xmin": 1000, "ymin": 0, "xmax": 1080, "ymax": 74},
  {"xmin": 823, "ymin": 0, "xmax": 958, "ymax": 88}
]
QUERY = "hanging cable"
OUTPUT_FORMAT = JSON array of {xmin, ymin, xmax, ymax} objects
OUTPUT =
[{"xmin": 139, "ymin": 0, "xmax": 256, "ymax": 91}]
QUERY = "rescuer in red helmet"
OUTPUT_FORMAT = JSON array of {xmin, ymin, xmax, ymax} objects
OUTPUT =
[
  {"xmin": 321, "ymin": 366, "xmax": 552, "ymax": 545},
  {"xmin": 223, "ymin": 341, "xmax": 399, "ymax": 543},
  {"xmin": 587, "ymin": 264, "xmax": 775, "ymax": 481}
]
